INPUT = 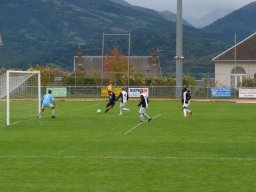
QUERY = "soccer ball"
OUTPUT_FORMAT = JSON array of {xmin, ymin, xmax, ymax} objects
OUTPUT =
[{"xmin": 96, "ymin": 109, "xmax": 102, "ymax": 113}]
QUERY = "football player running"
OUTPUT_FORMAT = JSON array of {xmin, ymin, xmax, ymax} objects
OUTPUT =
[
  {"xmin": 116, "ymin": 88, "xmax": 130, "ymax": 115},
  {"xmin": 105, "ymin": 90, "xmax": 116, "ymax": 113},
  {"xmin": 138, "ymin": 89, "xmax": 152, "ymax": 122}
]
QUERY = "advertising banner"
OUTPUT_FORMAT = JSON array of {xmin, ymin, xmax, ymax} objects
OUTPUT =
[
  {"xmin": 46, "ymin": 87, "xmax": 67, "ymax": 98},
  {"xmin": 239, "ymin": 89, "xmax": 256, "ymax": 98},
  {"xmin": 128, "ymin": 88, "xmax": 149, "ymax": 98},
  {"xmin": 210, "ymin": 88, "xmax": 232, "ymax": 98}
]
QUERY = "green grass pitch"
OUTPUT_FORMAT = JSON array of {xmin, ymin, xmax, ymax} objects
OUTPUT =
[{"xmin": 0, "ymin": 100, "xmax": 255, "ymax": 191}]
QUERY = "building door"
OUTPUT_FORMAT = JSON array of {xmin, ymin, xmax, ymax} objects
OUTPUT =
[
  {"xmin": 231, "ymin": 74, "xmax": 246, "ymax": 88},
  {"xmin": 231, "ymin": 67, "xmax": 246, "ymax": 88}
]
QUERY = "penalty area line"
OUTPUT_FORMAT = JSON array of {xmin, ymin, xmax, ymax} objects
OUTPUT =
[
  {"xmin": 57, "ymin": 102, "xmax": 102, "ymax": 116},
  {"xmin": 123, "ymin": 122, "xmax": 143, "ymax": 135},
  {"xmin": 123, "ymin": 114, "xmax": 162, "ymax": 135},
  {"xmin": 0, "ymin": 102, "xmax": 103, "ymax": 128},
  {"xmin": 37, "ymin": 102, "xmax": 102, "ymax": 118},
  {"xmin": 0, "ymin": 155, "xmax": 255, "ymax": 161}
]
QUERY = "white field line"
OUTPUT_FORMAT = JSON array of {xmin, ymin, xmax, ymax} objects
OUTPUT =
[
  {"xmin": 87, "ymin": 156, "xmax": 256, "ymax": 161},
  {"xmin": 56, "ymin": 102, "xmax": 102, "ymax": 116},
  {"xmin": 123, "ymin": 122, "xmax": 143, "ymax": 135},
  {"xmin": 123, "ymin": 114, "xmax": 162, "ymax": 135},
  {"xmin": 0, "ymin": 155, "xmax": 255, "ymax": 161},
  {"xmin": 0, "ymin": 102, "xmax": 102, "ymax": 128}
]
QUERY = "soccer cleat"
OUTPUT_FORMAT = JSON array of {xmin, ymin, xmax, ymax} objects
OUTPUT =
[
  {"xmin": 148, "ymin": 118, "xmax": 152, "ymax": 122},
  {"xmin": 182, "ymin": 116, "xmax": 187, "ymax": 118},
  {"xmin": 51, "ymin": 115, "xmax": 56, "ymax": 118},
  {"xmin": 140, "ymin": 120, "xmax": 144, "ymax": 123},
  {"xmin": 190, "ymin": 111, "xmax": 192, "ymax": 116}
]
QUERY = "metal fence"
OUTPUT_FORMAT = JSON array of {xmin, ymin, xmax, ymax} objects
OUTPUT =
[{"xmin": 41, "ymin": 86, "xmax": 244, "ymax": 99}]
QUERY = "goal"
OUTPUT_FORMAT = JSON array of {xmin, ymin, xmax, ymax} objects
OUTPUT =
[{"xmin": 0, "ymin": 70, "xmax": 41, "ymax": 126}]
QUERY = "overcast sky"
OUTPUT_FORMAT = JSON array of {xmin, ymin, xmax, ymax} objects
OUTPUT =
[{"xmin": 125, "ymin": 0, "xmax": 255, "ymax": 19}]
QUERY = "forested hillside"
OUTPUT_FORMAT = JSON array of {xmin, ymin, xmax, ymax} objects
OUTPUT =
[{"xmin": 0, "ymin": 0, "xmax": 248, "ymax": 75}]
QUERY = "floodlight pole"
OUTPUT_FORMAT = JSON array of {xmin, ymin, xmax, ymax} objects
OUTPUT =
[
  {"xmin": 175, "ymin": 0, "xmax": 183, "ymax": 98},
  {"xmin": 101, "ymin": 33, "xmax": 105, "ymax": 86},
  {"xmin": 0, "ymin": 33, "xmax": 3, "ymax": 48},
  {"xmin": 73, "ymin": 55, "xmax": 77, "ymax": 94},
  {"xmin": 128, "ymin": 33, "xmax": 131, "ymax": 87}
]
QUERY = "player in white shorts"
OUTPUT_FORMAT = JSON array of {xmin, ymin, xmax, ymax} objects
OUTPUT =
[
  {"xmin": 116, "ymin": 88, "xmax": 130, "ymax": 115},
  {"xmin": 182, "ymin": 88, "xmax": 192, "ymax": 118},
  {"xmin": 138, "ymin": 89, "xmax": 152, "ymax": 122}
]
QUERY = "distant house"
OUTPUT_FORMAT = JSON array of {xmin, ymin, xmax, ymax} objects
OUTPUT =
[
  {"xmin": 212, "ymin": 32, "xmax": 256, "ymax": 87},
  {"xmin": 73, "ymin": 48, "xmax": 161, "ymax": 78}
]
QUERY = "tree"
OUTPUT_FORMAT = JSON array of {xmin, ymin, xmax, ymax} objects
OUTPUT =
[
  {"xmin": 104, "ymin": 48, "xmax": 129, "ymax": 85},
  {"xmin": 183, "ymin": 76, "xmax": 196, "ymax": 87},
  {"xmin": 0, "ymin": 67, "xmax": 6, "ymax": 75},
  {"xmin": 31, "ymin": 64, "xmax": 64, "ymax": 85},
  {"xmin": 242, "ymin": 77, "xmax": 256, "ymax": 87}
]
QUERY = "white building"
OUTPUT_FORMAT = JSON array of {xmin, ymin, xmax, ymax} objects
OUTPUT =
[{"xmin": 212, "ymin": 32, "xmax": 256, "ymax": 87}]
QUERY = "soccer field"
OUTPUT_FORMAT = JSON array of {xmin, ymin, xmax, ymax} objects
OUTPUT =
[{"xmin": 0, "ymin": 100, "xmax": 255, "ymax": 191}]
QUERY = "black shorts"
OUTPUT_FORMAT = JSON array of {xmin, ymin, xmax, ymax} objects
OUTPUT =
[{"xmin": 106, "ymin": 102, "xmax": 115, "ymax": 108}]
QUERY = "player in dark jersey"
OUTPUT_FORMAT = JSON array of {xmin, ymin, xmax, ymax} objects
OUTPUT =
[
  {"xmin": 116, "ymin": 88, "xmax": 130, "ymax": 115},
  {"xmin": 182, "ymin": 88, "xmax": 192, "ymax": 118},
  {"xmin": 180, "ymin": 87, "xmax": 187, "ymax": 104},
  {"xmin": 138, "ymin": 89, "xmax": 152, "ymax": 122},
  {"xmin": 105, "ymin": 90, "xmax": 116, "ymax": 113}
]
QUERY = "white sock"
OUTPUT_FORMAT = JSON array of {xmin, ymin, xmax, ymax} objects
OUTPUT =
[
  {"xmin": 183, "ymin": 109, "xmax": 187, "ymax": 117},
  {"xmin": 144, "ymin": 113, "xmax": 150, "ymax": 119},
  {"xmin": 140, "ymin": 114, "xmax": 144, "ymax": 122}
]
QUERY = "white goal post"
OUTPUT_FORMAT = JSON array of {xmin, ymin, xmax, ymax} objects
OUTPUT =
[{"xmin": 0, "ymin": 70, "xmax": 41, "ymax": 126}]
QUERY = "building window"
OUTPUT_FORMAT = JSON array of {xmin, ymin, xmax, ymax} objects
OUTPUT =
[
  {"xmin": 231, "ymin": 66, "xmax": 246, "ymax": 74},
  {"xmin": 231, "ymin": 67, "xmax": 246, "ymax": 88}
]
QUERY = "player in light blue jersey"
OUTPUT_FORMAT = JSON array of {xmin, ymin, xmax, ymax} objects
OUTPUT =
[{"xmin": 38, "ymin": 90, "xmax": 56, "ymax": 118}]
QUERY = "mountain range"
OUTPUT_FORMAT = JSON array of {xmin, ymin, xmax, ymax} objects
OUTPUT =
[
  {"xmin": 190, "ymin": 8, "xmax": 233, "ymax": 28},
  {"xmin": 203, "ymin": 1, "xmax": 256, "ymax": 42},
  {"xmin": 0, "ymin": 0, "xmax": 255, "ymax": 76}
]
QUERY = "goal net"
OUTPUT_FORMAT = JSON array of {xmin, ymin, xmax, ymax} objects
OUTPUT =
[{"xmin": 0, "ymin": 70, "xmax": 41, "ymax": 126}]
